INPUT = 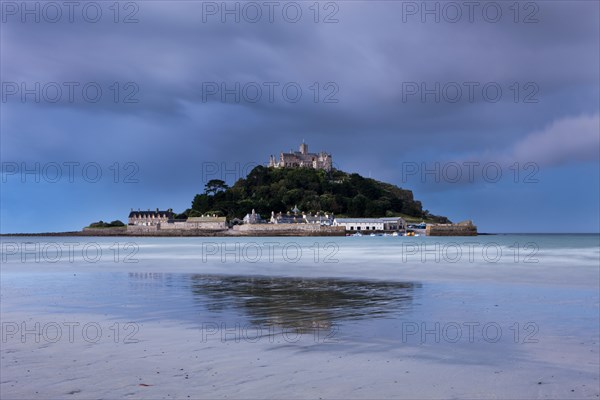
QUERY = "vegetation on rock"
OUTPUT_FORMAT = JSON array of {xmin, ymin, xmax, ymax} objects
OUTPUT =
[
  {"xmin": 187, "ymin": 167, "xmax": 450, "ymax": 223},
  {"xmin": 87, "ymin": 220, "xmax": 126, "ymax": 228}
]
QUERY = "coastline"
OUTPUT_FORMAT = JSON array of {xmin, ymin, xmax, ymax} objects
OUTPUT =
[
  {"xmin": 0, "ymin": 230, "xmax": 347, "ymax": 237},
  {"xmin": 0, "ymin": 230, "xmax": 491, "ymax": 237}
]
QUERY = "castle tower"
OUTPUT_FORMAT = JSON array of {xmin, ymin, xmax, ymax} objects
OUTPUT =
[
  {"xmin": 299, "ymin": 142, "xmax": 308, "ymax": 155},
  {"xmin": 268, "ymin": 142, "xmax": 331, "ymax": 170}
]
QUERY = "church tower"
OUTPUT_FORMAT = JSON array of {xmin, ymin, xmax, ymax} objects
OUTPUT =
[{"xmin": 299, "ymin": 142, "xmax": 308, "ymax": 155}]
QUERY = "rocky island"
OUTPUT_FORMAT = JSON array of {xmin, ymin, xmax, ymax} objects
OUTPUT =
[{"xmin": 87, "ymin": 143, "xmax": 477, "ymax": 237}]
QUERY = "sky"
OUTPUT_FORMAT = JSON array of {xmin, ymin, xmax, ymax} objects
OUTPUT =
[{"xmin": 1, "ymin": 0, "xmax": 599, "ymax": 233}]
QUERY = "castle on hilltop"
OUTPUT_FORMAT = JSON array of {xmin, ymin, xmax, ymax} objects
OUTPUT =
[{"xmin": 268, "ymin": 142, "xmax": 332, "ymax": 171}]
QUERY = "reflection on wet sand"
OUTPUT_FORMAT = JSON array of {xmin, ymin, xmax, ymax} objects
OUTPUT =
[{"xmin": 189, "ymin": 275, "xmax": 421, "ymax": 333}]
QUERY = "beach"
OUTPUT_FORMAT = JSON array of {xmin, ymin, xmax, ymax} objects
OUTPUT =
[{"xmin": 1, "ymin": 234, "xmax": 599, "ymax": 399}]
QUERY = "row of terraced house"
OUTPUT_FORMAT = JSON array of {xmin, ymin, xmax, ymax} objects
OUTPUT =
[
  {"xmin": 127, "ymin": 209, "xmax": 227, "ymax": 232},
  {"xmin": 128, "ymin": 208, "xmax": 407, "ymax": 233}
]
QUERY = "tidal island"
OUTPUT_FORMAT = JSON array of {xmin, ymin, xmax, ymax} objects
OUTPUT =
[{"xmin": 83, "ymin": 142, "xmax": 477, "ymax": 237}]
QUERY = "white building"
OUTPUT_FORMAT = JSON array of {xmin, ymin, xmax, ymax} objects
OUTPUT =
[
  {"xmin": 302, "ymin": 213, "xmax": 334, "ymax": 226},
  {"xmin": 243, "ymin": 209, "xmax": 264, "ymax": 224},
  {"xmin": 379, "ymin": 217, "xmax": 406, "ymax": 231},
  {"xmin": 333, "ymin": 217, "xmax": 405, "ymax": 232}
]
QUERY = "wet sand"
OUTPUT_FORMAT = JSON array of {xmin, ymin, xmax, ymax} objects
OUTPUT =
[{"xmin": 1, "ymin": 235, "xmax": 599, "ymax": 399}]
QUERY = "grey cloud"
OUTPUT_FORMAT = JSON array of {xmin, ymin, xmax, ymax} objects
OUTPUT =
[
  {"xmin": 2, "ymin": 1, "xmax": 599, "ymax": 185},
  {"xmin": 512, "ymin": 113, "xmax": 600, "ymax": 166}
]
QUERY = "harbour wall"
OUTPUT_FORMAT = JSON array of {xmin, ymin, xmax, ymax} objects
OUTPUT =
[
  {"xmin": 426, "ymin": 221, "xmax": 477, "ymax": 236},
  {"xmin": 233, "ymin": 224, "xmax": 346, "ymax": 236}
]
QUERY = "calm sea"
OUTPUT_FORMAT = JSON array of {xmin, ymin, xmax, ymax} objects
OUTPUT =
[
  {"xmin": 2, "ymin": 234, "xmax": 598, "ymax": 348},
  {"xmin": 2, "ymin": 234, "xmax": 599, "ymax": 398}
]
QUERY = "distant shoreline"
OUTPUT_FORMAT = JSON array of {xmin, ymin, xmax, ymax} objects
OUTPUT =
[
  {"xmin": 0, "ymin": 230, "xmax": 346, "ymax": 237},
  {"xmin": 3, "ymin": 232, "xmax": 600, "ymax": 237}
]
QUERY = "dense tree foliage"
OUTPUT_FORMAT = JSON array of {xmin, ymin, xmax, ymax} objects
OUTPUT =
[
  {"xmin": 87, "ymin": 220, "xmax": 125, "ymax": 228},
  {"xmin": 204, "ymin": 179, "xmax": 229, "ymax": 195},
  {"xmin": 189, "ymin": 166, "xmax": 449, "ymax": 222}
]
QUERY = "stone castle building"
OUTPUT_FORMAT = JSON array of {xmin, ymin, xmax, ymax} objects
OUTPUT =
[{"xmin": 269, "ymin": 142, "xmax": 332, "ymax": 171}]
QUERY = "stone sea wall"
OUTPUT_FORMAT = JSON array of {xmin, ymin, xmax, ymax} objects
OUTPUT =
[
  {"xmin": 233, "ymin": 224, "xmax": 346, "ymax": 236},
  {"xmin": 71, "ymin": 224, "xmax": 346, "ymax": 237},
  {"xmin": 426, "ymin": 221, "xmax": 477, "ymax": 236},
  {"xmin": 82, "ymin": 227, "xmax": 128, "ymax": 235},
  {"xmin": 160, "ymin": 221, "xmax": 227, "ymax": 230}
]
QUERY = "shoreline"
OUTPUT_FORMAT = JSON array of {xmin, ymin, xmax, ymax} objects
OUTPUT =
[
  {"xmin": 0, "ymin": 231, "xmax": 494, "ymax": 237},
  {"xmin": 0, "ymin": 230, "xmax": 347, "ymax": 237},
  {"xmin": 1, "ymin": 231, "xmax": 553, "ymax": 237}
]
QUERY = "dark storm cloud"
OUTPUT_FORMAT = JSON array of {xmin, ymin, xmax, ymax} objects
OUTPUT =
[{"xmin": 1, "ymin": 0, "xmax": 599, "ymax": 232}]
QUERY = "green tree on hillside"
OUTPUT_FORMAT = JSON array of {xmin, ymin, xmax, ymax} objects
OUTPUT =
[
  {"xmin": 189, "ymin": 166, "xmax": 450, "ymax": 223},
  {"xmin": 204, "ymin": 179, "xmax": 229, "ymax": 195}
]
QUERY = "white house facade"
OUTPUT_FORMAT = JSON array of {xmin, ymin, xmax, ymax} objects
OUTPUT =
[{"xmin": 333, "ymin": 217, "xmax": 406, "ymax": 232}]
